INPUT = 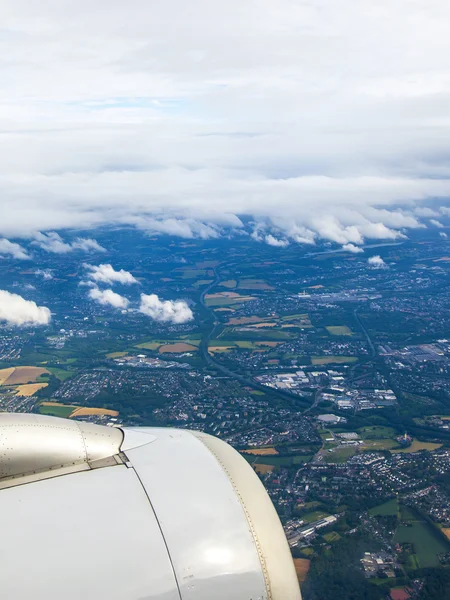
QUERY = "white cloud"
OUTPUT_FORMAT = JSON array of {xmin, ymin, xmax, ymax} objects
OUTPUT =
[
  {"xmin": 440, "ymin": 232, "xmax": 448, "ymax": 238},
  {"xmin": 139, "ymin": 294, "xmax": 193, "ymax": 324},
  {"xmin": 342, "ymin": 243, "xmax": 364, "ymax": 253},
  {"xmin": 84, "ymin": 263, "xmax": 138, "ymax": 285},
  {"xmin": 72, "ymin": 238, "xmax": 106, "ymax": 252},
  {"xmin": 0, "ymin": 2, "xmax": 450, "ymax": 241},
  {"xmin": 265, "ymin": 234, "xmax": 289, "ymax": 247},
  {"xmin": 0, "ymin": 239, "xmax": 30, "ymax": 259},
  {"xmin": 33, "ymin": 232, "xmax": 105, "ymax": 254},
  {"xmin": 368, "ymin": 255, "xmax": 386, "ymax": 268},
  {"xmin": 88, "ymin": 286, "xmax": 129, "ymax": 309},
  {"xmin": 0, "ymin": 290, "xmax": 51, "ymax": 326},
  {"xmin": 430, "ymin": 219, "xmax": 444, "ymax": 228},
  {"xmin": 34, "ymin": 269, "xmax": 53, "ymax": 280}
]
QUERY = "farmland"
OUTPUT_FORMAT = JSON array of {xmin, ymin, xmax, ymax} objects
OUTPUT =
[
  {"xmin": 293, "ymin": 558, "xmax": 311, "ymax": 583},
  {"xmin": 394, "ymin": 517, "xmax": 449, "ymax": 568},
  {"xmin": 392, "ymin": 440, "xmax": 442, "ymax": 453},
  {"xmin": 39, "ymin": 402, "xmax": 119, "ymax": 419},
  {"xmin": 15, "ymin": 383, "xmax": 48, "ymax": 396},
  {"xmin": 244, "ymin": 447, "xmax": 278, "ymax": 456},
  {"xmin": 326, "ymin": 325, "xmax": 353, "ymax": 336},
  {"xmin": 0, "ymin": 366, "xmax": 49, "ymax": 385},
  {"xmin": 311, "ymin": 356, "xmax": 358, "ymax": 365}
]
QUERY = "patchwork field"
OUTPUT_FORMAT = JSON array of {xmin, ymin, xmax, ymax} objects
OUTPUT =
[
  {"xmin": 70, "ymin": 407, "xmax": 119, "ymax": 418},
  {"xmin": 159, "ymin": 343, "xmax": 198, "ymax": 353},
  {"xmin": 312, "ymin": 356, "xmax": 358, "ymax": 365},
  {"xmin": 0, "ymin": 367, "xmax": 15, "ymax": 384},
  {"xmin": 244, "ymin": 447, "xmax": 278, "ymax": 456},
  {"xmin": 0, "ymin": 366, "xmax": 49, "ymax": 385},
  {"xmin": 237, "ymin": 279, "xmax": 274, "ymax": 290},
  {"xmin": 204, "ymin": 292, "xmax": 255, "ymax": 307},
  {"xmin": 15, "ymin": 383, "xmax": 48, "ymax": 397},
  {"xmin": 326, "ymin": 325, "xmax": 353, "ymax": 336},
  {"xmin": 39, "ymin": 402, "xmax": 119, "ymax": 419}
]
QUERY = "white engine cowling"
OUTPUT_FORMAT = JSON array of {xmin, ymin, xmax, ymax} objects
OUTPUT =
[{"xmin": 0, "ymin": 413, "xmax": 301, "ymax": 600}]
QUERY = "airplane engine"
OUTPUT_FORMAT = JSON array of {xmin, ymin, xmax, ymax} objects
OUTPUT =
[{"xmin": 0, "ymin": 413, "xmax": 301, "ymax": 600}]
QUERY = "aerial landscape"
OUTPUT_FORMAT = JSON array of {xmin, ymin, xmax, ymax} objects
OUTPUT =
[
  {"xmin": 1, "ymin": 221, "xmax": 450, "ymax": 598},
  {"xmin": 3, "ymin": 0, "xmax": 450, "ymax": 598}
]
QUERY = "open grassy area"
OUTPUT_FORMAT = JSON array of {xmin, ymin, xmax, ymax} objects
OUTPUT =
[
  {"xmin": 323, "ymin": 532, "xmax": 341, "ymax": 542},
  {"xmin": 324, "ymin": 446, "xmax": 357, "ymax": 463},
  {"xmin": 243, "ymin": 453, "xmax": 314, "ymax": 467},
  {"xmin": 326, "ymin": 325, "xmax": 353, "ymax": 336},
  {"xmin": 39, "ymin": 403, "xmax": 76, "ymax": 418},
  {"xmin": 47, "ymin": 367, "xmax": 76, "ymax": 381},
  {"xmin": 311, "ymin": 356, "xmax": 358, "ymax": 365},
  {"xmin": 394, "ymin": 519, "xmax": 449, "ymax": 568},
  {"xmin": 369, "ymin": 498, "xmax": 399, "ymax": 517},
  {"xmin": 363, "ymin": 439, "xmax": 399, "ymax": 451},
  {"xmin": 135, "ymin": 341, "xmax": 162, "ymax": 350},
  {"xmin": 303, "ymin": 511, "xmax": 330, "ymax": 523},
  {"xmin": 106, "ymin": 351, "xmax": 128, "ymax": 359},
  {"xmin": 358, "ymin": 426, "xmax": 397, "ymax": 439},
  {"xmin": 392, "ymin": 440, "xmax": 442, "ymax": 453}
]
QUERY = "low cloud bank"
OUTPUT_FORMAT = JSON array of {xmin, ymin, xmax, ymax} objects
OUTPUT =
[
  {"xmin": 0, "ymin": 290, "xmax": 51, "ymax": 326},
  {"xmin": 88, "ymin": 287, "xmax": 129, "ymax": 309},
  {"xmin": 84, "ymin": 263, "xmax": 138, "ymax": 286},
  {"xmin": 265, "ymin": 234, "xmax": 289, "ymax": 247},
  {"xmin": 34, "ymin": 232, "xmax": 105, "ymax": 254},
  {"xmin": 342, "ymin": 243, "xmax": 364, "ymax": 253},
  {"xmin": 0, "ymin": 239, "xmax": 30, "ymax": 260},
  {"xmin": 139, "ymin": 294, "xmax": 193, "ymax": 324}
]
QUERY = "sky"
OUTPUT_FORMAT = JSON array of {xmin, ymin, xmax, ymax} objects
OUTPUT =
[{"xmin": 1, "ymin": 0, "xmax": 450, "ymax": 246}]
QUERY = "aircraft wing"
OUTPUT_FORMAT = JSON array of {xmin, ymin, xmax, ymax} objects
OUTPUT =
[{"xmin": 0, "ymin": 413, "xmax": 301, "ymax": 600}]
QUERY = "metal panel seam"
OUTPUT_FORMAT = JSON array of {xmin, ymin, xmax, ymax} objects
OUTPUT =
[
  {"xmin": 193, "ymin": 434, "xmax": 273, "ymax": 600},
  {"xmin": 75, "ymin": 422, "xmax": 89, "ymax": 464},
  {"xmin": 130, "ymin": 466, "xmax": 183, "ymax": 600}
]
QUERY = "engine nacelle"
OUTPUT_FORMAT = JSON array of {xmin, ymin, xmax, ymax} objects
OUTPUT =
[{"xmin": 0, "ymin": 413, "xmax": 301, "ymax": 600}]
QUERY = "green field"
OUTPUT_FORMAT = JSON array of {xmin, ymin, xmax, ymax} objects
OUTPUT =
[
  {"xmin": 106, "ymin": 351, "xmax": 128, "ymax": 359},
  {"xmin": 369, "ymin": 498, "xmax": 399, "ymax": 517},
  {"xmin": 39, "ymin": 404, "xmax": 75, "ymax": 418},
  {"xmin": 326, "ymin": 326, "xmax": 353, "ymax": 336},
  {"xmin": 358, "ymin": 426, "xmax": 397, "ymax": 439},
  {"xmin": 392, "ymin": 440, "xmax": 442, "ymax": 454},
  {"xmin": 303, "ymin": 511, "xmax": 330, "ymax": 523},
  {"xmin": 394, "ymin": 520, "xmax": 449, "ymax": 568},
  {"xmin": 135, "ymin": 341, "xmax": 162, "ymax": 350},
  {"xmin": 47, "ymin": 367, "xmax": 75, "ymax": 381},
  {"xmin": 205, "ymin": 296, "xmax": 254, "ymax": 307},
  {"xmin": 243, "ymin": 453, "xmax": 314, "ymax": 467},
  {"xmin": 323, "ymin": 532, "xmax": 341, "ymax": 542},
  {"xmin": 323, "ymin": 446, "xmax": 357, "ymax": 463},
  {"xmin": 311, "ymin": 356, "xmax": 358, "ymax": 365}
]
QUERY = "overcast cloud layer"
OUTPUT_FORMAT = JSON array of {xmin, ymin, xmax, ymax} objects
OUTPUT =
[{"xmin": 1, "ymin": 1, "xmax": 450, "ymax": 245}]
